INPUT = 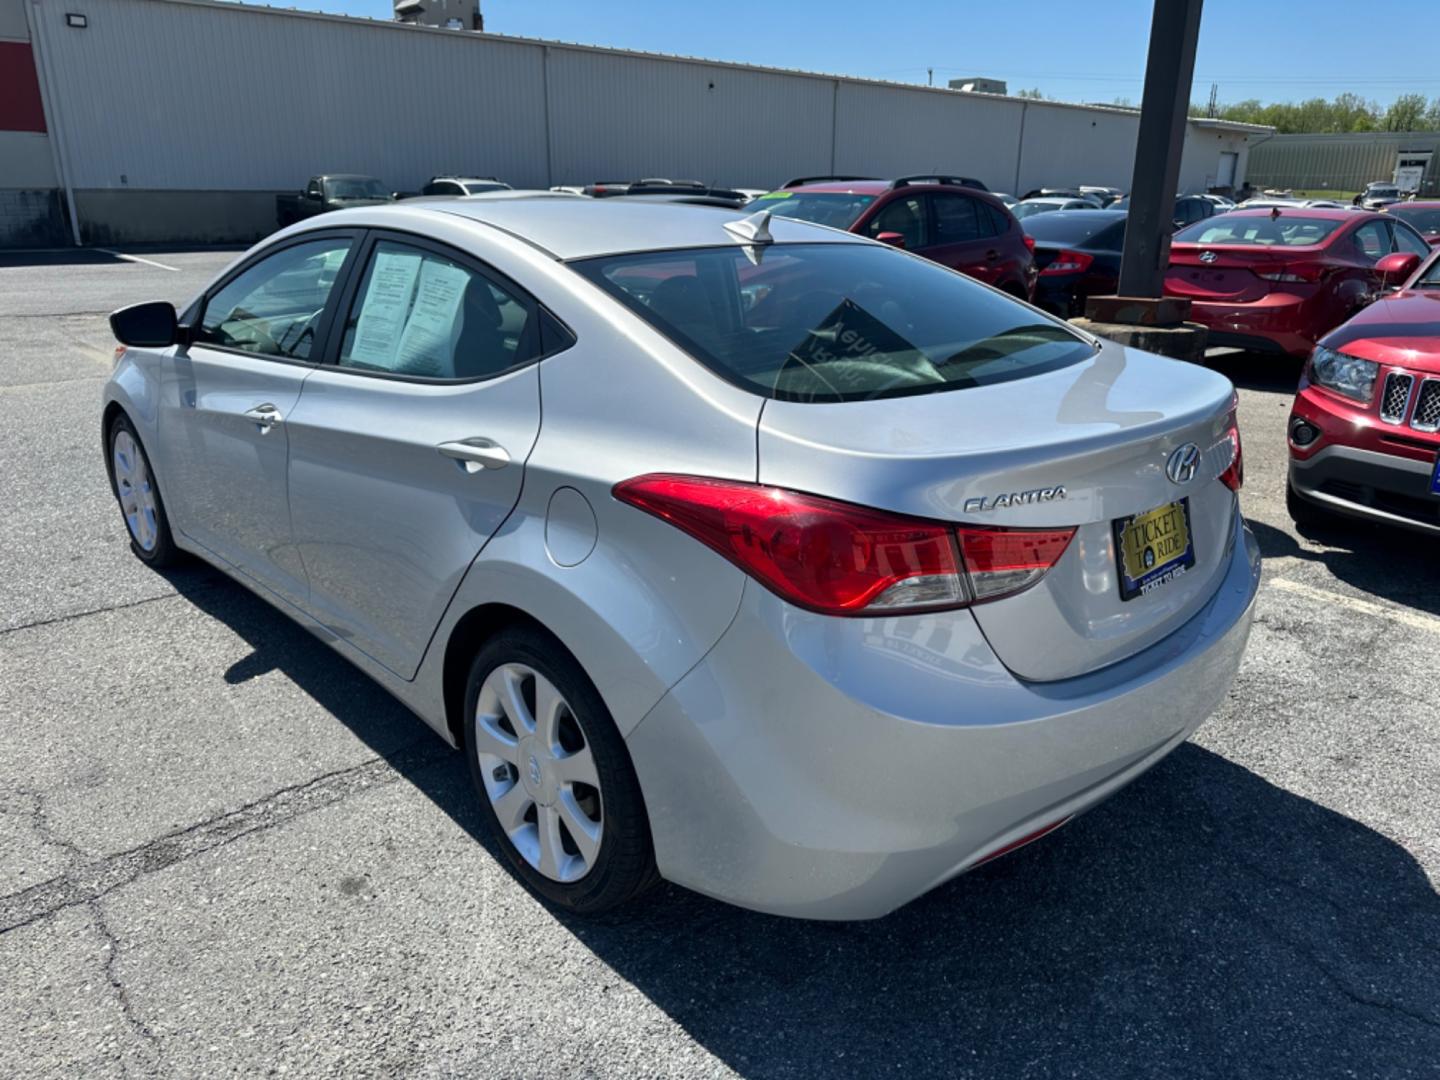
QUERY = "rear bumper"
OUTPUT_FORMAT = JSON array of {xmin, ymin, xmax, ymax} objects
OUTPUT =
[
  {"xmin": 1289, "ymin": 444, "xmax": 1440, "ymax": 535},
  {"xmin": 1179, "ymin": 294, "xmax": 1318, "ymax": 357},
  {"xmin": 627, "ymin": 513, "xmax": 1261, "ymax": 920}
]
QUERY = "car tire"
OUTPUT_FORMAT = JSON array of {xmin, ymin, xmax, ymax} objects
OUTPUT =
[
  {"xmin": 107, "ymin": 413, "xmax": 182, "ymax": 568},
  {"xmin": 1286, "ymin": 480, "xmax": 1329, "ymax": 528},
  {"xmin": 462, "ymin": 626, "xmax": 658, "ymax": 914}
]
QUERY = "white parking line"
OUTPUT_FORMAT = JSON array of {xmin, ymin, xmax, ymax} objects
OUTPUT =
[
  {"xmin": 98, "ymin": 249, "xmax": 179, "ymax": 272},
  {"xmin": 1269, "ymin": 577, "xmax": 1440, "ymax": 636}
]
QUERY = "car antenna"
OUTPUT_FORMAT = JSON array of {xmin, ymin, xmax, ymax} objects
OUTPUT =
[
  {"xmin": 1270, "ymin": 206, "xmax": 1282, "ymax": 220},
  {"xmin": 724, "ymin": 209, "xmax": 773, "ymax": 246}
]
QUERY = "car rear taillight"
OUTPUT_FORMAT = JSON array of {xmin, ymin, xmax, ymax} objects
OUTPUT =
[
  {"xmin": 614, "ymin": 475, "xmax": 1075, "ymax": 616},
  {"xmin": 1039, "ymin": 250, "xmax": 1093, "ymax": 276},
  {"xmin": 1256, "ymin": 262, "xmax": 1327, "ymax": 284},
  {"xmin": 1219, "ymin": 406, "xmax": 1243, "ymax": 492},
  {"xmin": 1023, "ymin": 235, "xmax": 1036, "ymax": 253}
]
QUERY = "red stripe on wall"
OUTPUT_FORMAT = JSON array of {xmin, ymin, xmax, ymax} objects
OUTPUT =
[{"xmin": 0, "ymin": 42, "xmax": 48, "ymax": 133}]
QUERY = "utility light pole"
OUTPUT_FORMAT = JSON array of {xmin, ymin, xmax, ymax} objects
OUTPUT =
[{"xmin": 1116, "ymin": 0, "xmax": 1203, "ymax": 298}]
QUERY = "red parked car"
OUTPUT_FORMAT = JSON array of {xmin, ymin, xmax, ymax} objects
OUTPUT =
[
  {"xmin": 1385, "ymin": 200, "xmax": 1440, "ymax": 246},
  {"xmin": 1164, "ymin": 208, "xmax": 1431, "ymax": 357},
  {"xmin": 1286, "ymin": 246, "xmax": 1440, "ymax": 534},
  {"xmin": 753, "ymin": 175, "xmax": 1037, "ymax": 299}
]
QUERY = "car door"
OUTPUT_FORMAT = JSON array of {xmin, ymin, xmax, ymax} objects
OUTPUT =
[
  {"xmin": 923, "ymin": 192, "xmax": 1002, "ymax": 283},
  {"xmin": 160, "ymin": 232, "xmax": 359, "ymax": 605},
  {"xmin": 284, "ymin": 232, "xmax": 552, "ymax": 679},
  {"xmin": 860, "ymin": 195, "xmax": 929, "ymax": 253}
]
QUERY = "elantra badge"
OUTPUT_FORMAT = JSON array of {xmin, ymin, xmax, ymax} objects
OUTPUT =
[
  {"xmin": 1199, "ymin": 250, "xmax": 1218, "ymax": 264},
  {"xmin": 1166, "ymin": 444, "xmax": 1202, "ymax": 484},
  {"xmin": 964, "ymin": 487, "xmax": 1066, "ymax": 513}
]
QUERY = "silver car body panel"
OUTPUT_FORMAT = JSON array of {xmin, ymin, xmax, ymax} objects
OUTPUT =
[
  {"xmin": 757, "ymin": 342, "xmax": 1238, "ymax": 680},
  {"xmin": 628, "ymin": 512, "xmax": 1260, "ymax": 919},
  {"xmin": 101, "ymin": 197, "xmax": 1259, "ymax": 918}
]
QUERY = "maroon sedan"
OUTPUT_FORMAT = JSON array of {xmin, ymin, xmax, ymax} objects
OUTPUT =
[
  {"xmin": 1287, "ymin": 246, "xmax": 1440, "ymax": 534},
  {"xmin": 1385, "ymin": 201, "xmax": 1440, "ymax": 246},
  {"xmin": 1165, "ymin": 208, "xmax": 1431, "ymax": 357},
  {"xmin": 752, "ymin": 176, "xmax": 1037, "ymax": 300}
]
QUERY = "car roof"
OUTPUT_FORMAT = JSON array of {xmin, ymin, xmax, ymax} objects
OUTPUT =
[
  {"xmin": 1390, "ymin": 200, "xmax": 1440, "ymax": 208},
  {"xmin": 783, "ymin": 180, "xmax": 891, "ymax": 194},
  {"xmin": 379, "ymin": 195, "xmax": 864, "ymax": 259},
  {"xmin": 1023, "ymin": 197, "xmax": 1082, "ymax": 206}
]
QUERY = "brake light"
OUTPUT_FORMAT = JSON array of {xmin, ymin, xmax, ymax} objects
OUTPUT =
[
  {"xmin": 1040, "ymin": 250, "xmax": 1093, "ymax": 276},
  {"xmin": 614, "ymin": 475, "xmax": 1075, "ymax": 615},
  {"xmin": 1023, "ymin": 235, "xmax": 1036, "ymax": 253},
  {"xmin": 956, "ymin": 527, "xmax": 1076, "ymax": 601},
  {"xmin": 1219, "ymin": 406, "xmax": 1243, "ymax": 492},
  {"xmin": 1256, "ymin": 262, "xmax": 1326, "ymax": 284}
]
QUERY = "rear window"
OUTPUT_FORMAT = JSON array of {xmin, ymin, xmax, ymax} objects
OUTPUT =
[
  {"xmin": 750, "ymin": 191, "xmax": 876, "ymax": 231},
  {"xmin": 1023, "ymin": 213, "xmax": 1126, "ymax": 247},
  {"xmin": 572, "ymin": 243, "xmax": 1095, "ymax": 403},
  {"xmin": 1175, "ymin": 216, "xmax": 1342, "ymax": 246}
]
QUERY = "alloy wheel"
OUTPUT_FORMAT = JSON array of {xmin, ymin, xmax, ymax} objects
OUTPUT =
[{"xmin": 473, "ymin": 663, "xmax": 604, "ymax": 883}]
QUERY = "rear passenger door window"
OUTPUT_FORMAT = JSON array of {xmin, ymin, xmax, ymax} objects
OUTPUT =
[
  {"xmin": 932, "ymin": 195, "xmax": 986, "ymax": 244},
  {"xmin": 1353, "ymin": 220, "xmax": 1390, "ymax": 263},
  {"xmin": 336, "ymin": 239, "xmax": 540, "ymax": 380},
  {"xmin": 865, "ymin": 197, "xmax": 929, "ymax": 249},
  {"xmin": 1391, "ymin": 222, "xmax": 1429, "ymax": 257},
  {"xmin": 196, "ymin": 237, "xmax": 354, "ymax": 361}
]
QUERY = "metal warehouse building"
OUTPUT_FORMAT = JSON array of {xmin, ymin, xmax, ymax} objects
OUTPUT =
[
  {"xmin": 1, "ymin": 0, "xmax": 1269, "ymax": 248},
  {"xmin": 1247, "ymin": 132, "xmax": 1440, "ymax": 198}
]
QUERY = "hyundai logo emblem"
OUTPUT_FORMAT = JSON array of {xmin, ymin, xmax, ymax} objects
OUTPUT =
[
  {"xmin": 1199, "ymin": 250, "xmax": 1218, "ymax": 264},
  {"xmin": 528, "ymin": 754, "xmax": 542, "ymax": 786},
  {"xmin": 1166, "ymin": 443, "xmax": 1202, "ymax": 485}
]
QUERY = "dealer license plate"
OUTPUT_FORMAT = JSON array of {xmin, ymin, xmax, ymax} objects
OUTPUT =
[{"xmin": 1112, "ymin": 499, "xmax": 1196, "ymax": 602}]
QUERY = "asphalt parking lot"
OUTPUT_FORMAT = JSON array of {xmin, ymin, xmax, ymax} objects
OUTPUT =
[{"xmin": 2, "ymin": 247, "xmax": 1437, "ymax": 1079}]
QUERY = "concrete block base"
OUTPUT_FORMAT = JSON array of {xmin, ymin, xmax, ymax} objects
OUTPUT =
[{"xmin": 1069, "ymin": 318, "xmax": 1209, "ymax": 363}]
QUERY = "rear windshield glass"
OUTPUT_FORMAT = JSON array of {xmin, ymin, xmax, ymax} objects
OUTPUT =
[
  {"xmin": 1175, "ymin": 216, "xmax": 1342, "ymax": 246},
  {"xmin": 328, "ymin": 178, "xmax": 388, "ymax": 200},
  {"xmin": 572, "ymin": 243, "xmax": 1095, "ymax": 403},
  {"xmin": 1023, "ymin": 213, "xmax": 1126, "ymax": 246},
  {"xmin": 749, "ymin": 191, "xmax": 876, "ymax": 231},
  {"xmin": 1389, "ymin": 206, "xmax": 1440, "ymax": 234}
]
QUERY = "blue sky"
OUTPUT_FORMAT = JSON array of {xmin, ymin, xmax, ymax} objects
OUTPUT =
[{"xmin": 277, "ymin": 0, "xmax": 1433, "ymax": 109}]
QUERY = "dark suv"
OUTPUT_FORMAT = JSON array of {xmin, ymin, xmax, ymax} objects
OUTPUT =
[{"xmin": 755, "ymin": 175, "xmax": 1036, "ymax": 299}]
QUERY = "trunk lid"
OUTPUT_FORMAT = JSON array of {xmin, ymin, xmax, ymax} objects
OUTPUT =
[
  {"xmin": 756, "ymin": 340, "xmax": 1239, "ymax": 681},
  {"xmin": 1165, "ymin": 243, "xmax": 1318, "ymax": 302}
]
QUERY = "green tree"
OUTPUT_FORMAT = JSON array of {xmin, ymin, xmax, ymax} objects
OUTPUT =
[
  {"xmin": 1383, "ymin": 94, "xmax": 1429, "ymax": 132},
  {"xmin": 1015, "ymin": 87, "xmax": 1047, "ymax": 100}
]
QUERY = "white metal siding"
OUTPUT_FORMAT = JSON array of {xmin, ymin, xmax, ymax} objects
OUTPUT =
[
  {"xmin": 1016, "ymin": 103, "xmax": 1139, "ymax": 193},
  {"xmin": 546, "ymin": 49, "xmax": 834, "ymax": 189},
  {"xmin": 33, "ymin": 0, "xmax": 549, "ymax": 190},
  {"xmin": 834, "ymin": 83, "xmax": 1022, "ymax": 191},
  {"xmin": 22, "ymin": 0, "xmax": 1269, "ymax": 211}
]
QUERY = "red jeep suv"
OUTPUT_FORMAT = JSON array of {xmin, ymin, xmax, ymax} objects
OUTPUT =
[
  {"xmin": 1287, "ymin": 246, "xmax": 1440, "ymax": 535},
  {"xmin": 754, "ymin": 175, "xmax": 1037, "ymax": 300}
]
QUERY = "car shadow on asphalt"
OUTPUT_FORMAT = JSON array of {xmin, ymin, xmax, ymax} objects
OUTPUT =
[
  {"xmin": 163, "ymin": 568, "xmax": 1440, "ymax": 1078},
  {"xmin": 1205, "ymin": 350, "xmax": 1304, "ymax": 395},
  {"xmin": 1249, "ymin": 517, "xmax": 1440, "ymax": 618}
]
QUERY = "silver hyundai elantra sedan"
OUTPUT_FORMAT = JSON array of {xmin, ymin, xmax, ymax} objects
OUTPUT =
[{"xmin": 102, "ymin": 196, "xmax": 1260, "ymax": 920}]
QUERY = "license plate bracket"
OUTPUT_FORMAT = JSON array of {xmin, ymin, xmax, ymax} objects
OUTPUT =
[
  {"xmin": 1430, "ymin": 453, "xmax": 1440, "ymax": 497},
  {"xmin": 1112, "ymin": 498, "xmax": 1196, "ymax": 602}
]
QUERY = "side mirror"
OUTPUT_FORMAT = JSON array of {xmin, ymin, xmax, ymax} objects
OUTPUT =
[
  {"xmin": 1376, "ymin": 251, "xmax": 1421, "ymax": 288},
  {"xmin": 109, "ymin": 301, "xmax": 179, "ymax": 348},
  {"xmin": 876, "ymin": 231, "xmax": 907, "ymax": 249}
]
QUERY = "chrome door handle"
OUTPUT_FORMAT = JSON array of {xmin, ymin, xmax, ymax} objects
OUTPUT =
[
  {"xmin": 437, "ymin": 438, "xmax": 510, "ymax": 472},
  {"xmin": 244, "ymin": 403, "xmax": 283, "ymax": 431}
]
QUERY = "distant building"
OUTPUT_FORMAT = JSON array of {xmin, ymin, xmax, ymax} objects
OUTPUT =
[
  {"xmin": 948, "ymin": 77, "xmax": 1007, "ymax": 95},
  {"xmin": 393, "ymin": 0, "xmax": 482, "ymax": 31}
]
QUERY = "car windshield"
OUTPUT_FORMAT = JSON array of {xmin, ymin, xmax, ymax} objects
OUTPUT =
[
  {"xmin": 749, "ymin": 191, "xmax": 877, "ymax": 230},
  {"xmin": 1175, "ymin": 216, "xmax": 1342, "ymax": 246},
  {"xmin": 573, "ymin": 243, "xmax": 1095, "ymax": 404},
  {"xmin": 1368, "ymin": 186, "xmax": 1400, "ymax": 198},
  {"xmin": 328, "ymin": 178, "xmax": 388, "ymax": 199},
  {"xmin": 1389, "ymin": 206, "xmax": 1440, "ymax": 234}
]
